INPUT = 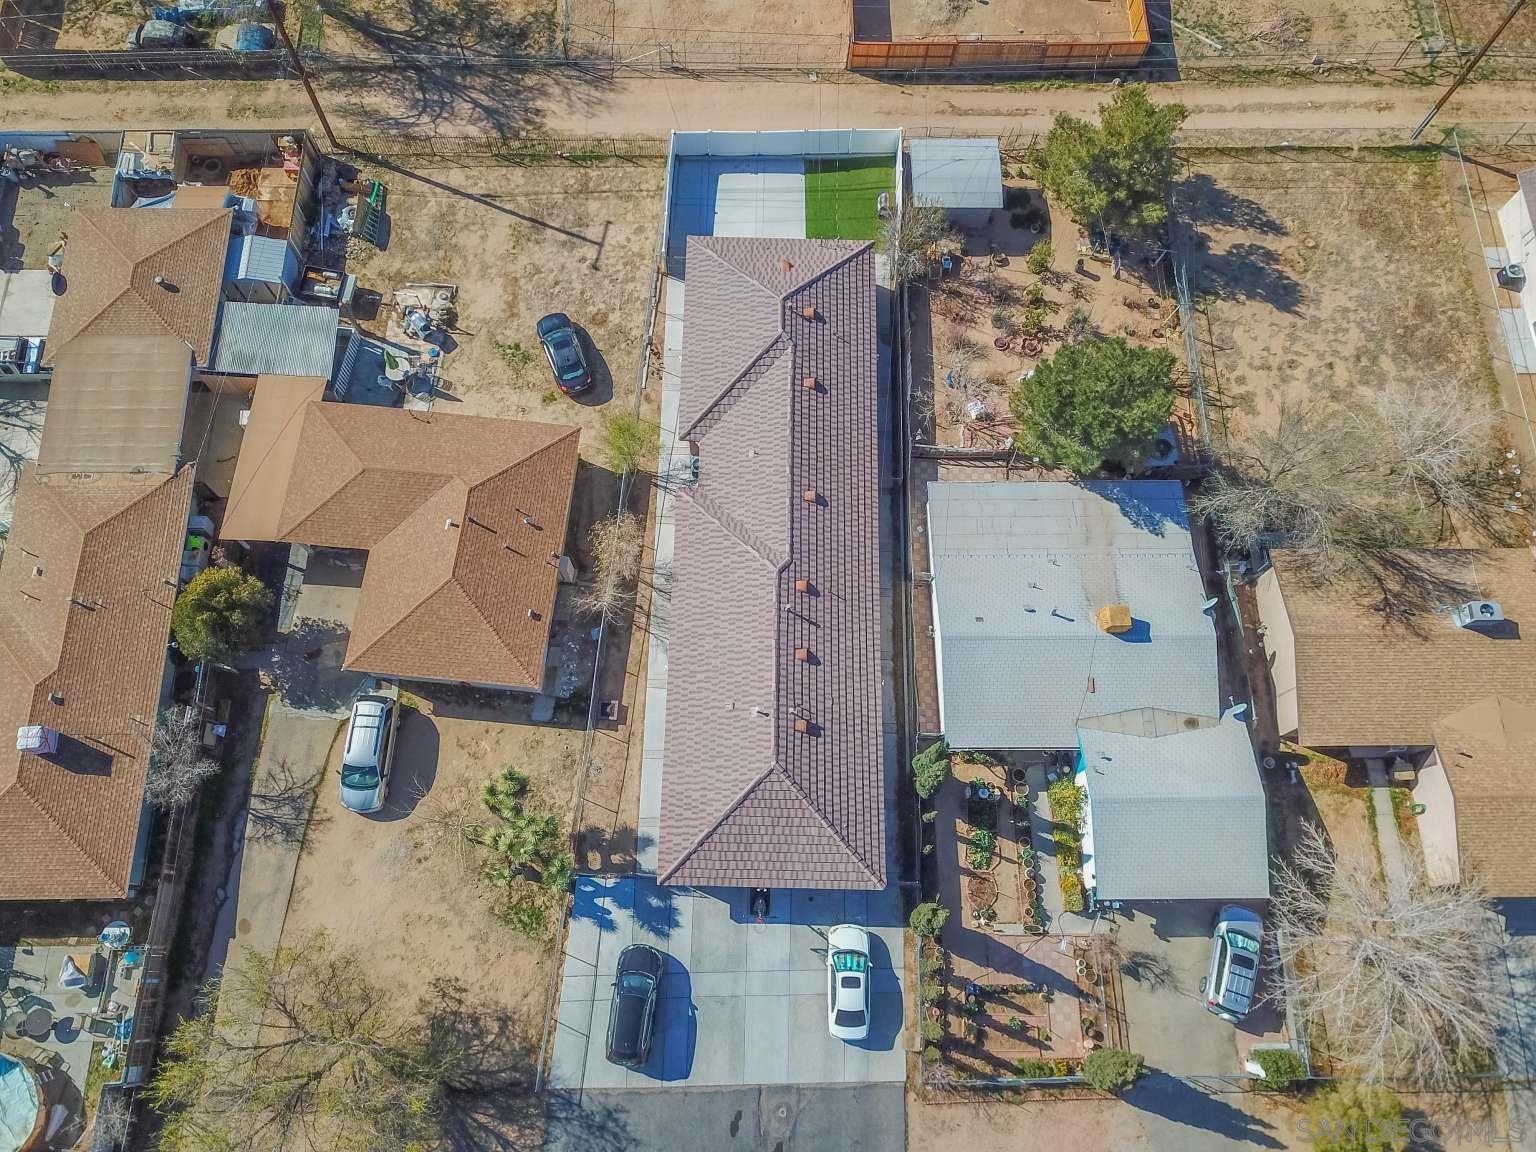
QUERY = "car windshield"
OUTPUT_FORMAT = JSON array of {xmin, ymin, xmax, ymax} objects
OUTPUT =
[
  {"xmin": 618, "ymin": 971, "xmax": 654, "ymax": 994},
  {"xmin": 341, "ymin": 764, "xmax": 378, "ymax": 790},
  {"xmin": 834, "ymin": 1008, "xmax": 866, "ymax": 1028},
  {"xmin": 1226, "ymin": 930, "xmax": 1260, "ymax": 957}
]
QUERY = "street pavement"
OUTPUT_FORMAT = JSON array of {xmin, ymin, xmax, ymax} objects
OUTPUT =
[{"xmin": 543, "ymin": 1084, "xmax": 905, "ymax": 1152}]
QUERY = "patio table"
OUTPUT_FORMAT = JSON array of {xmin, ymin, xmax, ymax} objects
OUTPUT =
[{"xmin": 21, "ymin": 1007, "xmax": 50, "ymax": 1041}]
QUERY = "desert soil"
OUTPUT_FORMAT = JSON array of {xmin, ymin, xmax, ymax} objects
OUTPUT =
[
  {"xmin": 319, "ymin": 0, "xmax": 558, "ymax": 56},
  {"xmin": 1173, "ymin": 151, "xmax": 1497, "ymax": 449},
  {"xmin": 566, "ymin": 0, "xmax": 845, "ymax": 65},
  {"xmin": 278, "ymin": 697, "xmax": 585, "ymax": 1038},
  {"xmin": 1440, "ymin": 0, "xmax": 1536, "ymax": 52},
  {"xmin": 880, "ymin": 0, "xmax": 1131, "ymax": 43},
  {"xmin": 1171, "ymin": 0, "xmax": 1418, "ymax": 50}
]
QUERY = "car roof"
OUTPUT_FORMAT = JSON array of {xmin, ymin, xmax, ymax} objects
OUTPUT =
[{"xmin": 616, "ymin": 944, "xmax": 663, "ymax": 976}]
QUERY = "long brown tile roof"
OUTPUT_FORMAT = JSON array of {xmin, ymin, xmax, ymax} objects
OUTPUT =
[
  {"xmin": 0, "ymin": 466, "xmax": 193, "ymax": 900},
  {"xmin": 1272, "ymin": 549, "xmax": 1536, "ymax": 747},
  {"xmin": 221, "ymin": 387, "xmax": 579, "ymax": 690},
  {"xmin": 659, "ymin": 237, "xmax": 885, "ymax": 890},
  {"xmin": 44, "ymin": 206, "xmax": 231, "ymax": 367}
]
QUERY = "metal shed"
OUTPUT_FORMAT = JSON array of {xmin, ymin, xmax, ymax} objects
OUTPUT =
[
  {"xmin": 908, "ymin": 137, "xmax": 1004, "ymax": 210},
  {"xmin": 211, "ymin": 301, "xmax": 340, "ymax": 377}
]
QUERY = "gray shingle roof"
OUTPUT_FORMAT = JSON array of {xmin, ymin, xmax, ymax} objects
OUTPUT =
[
  {"xmin": 212, "ymin": 301, "xmax": 339, "ymax": 377},
  {"xmin": 659, "ymin": 236, "xmax": 885, "ymax": 890},
  {"xmin": 927, "ymin": 480, "xmax": 1219, "ymax": 749},
  {"xmin": 909, "ymin": 138, "xmax": 1004, "ymax": 210},
  {"xmin": 1077, "ymin": 713, "xmax": 1270, "ymax": 902}
]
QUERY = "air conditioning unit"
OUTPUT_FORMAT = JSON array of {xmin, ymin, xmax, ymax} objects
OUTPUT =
[
  {"xmin": 1452, "ymin": 600, "xmax": 1505, "ymax": 630},
  {"xmin": 0, "ymin": 338, "xmax": 21, "ymax": 363},
  {"xmin": 1499, "ymin": 262, "xmax": 1526, "ymax": 287}
]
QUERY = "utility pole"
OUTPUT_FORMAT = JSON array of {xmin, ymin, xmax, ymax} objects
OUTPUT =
[
  {"xmin": 1410, "ymin": 0, "xmax": 1530, "ymax": 141},
  {"xmin": 266, "ymin": 0, "xmax": 339, "ymax": 150}
]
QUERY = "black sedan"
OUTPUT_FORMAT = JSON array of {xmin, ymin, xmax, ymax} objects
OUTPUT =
[
  {"xmin": 606, "ymin": 944, "xmax": 664, "ymax": 1067},
  {"xmin": 536, "ymin": 312, "xmax": 594, "ymax": 395}
]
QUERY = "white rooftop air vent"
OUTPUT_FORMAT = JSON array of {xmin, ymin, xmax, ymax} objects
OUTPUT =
[
  {"xmin": 1452, "ymin": 600, "xmax": 1505, "ymax": 630},
  {"xmin": 16, "ymin": 725, "xmax": 58, "ymax": 754}
]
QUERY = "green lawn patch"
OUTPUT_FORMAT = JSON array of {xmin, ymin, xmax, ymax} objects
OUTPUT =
[{"xmin": 804, "ymin": 156, "xmax": 895, "ymax": 241}]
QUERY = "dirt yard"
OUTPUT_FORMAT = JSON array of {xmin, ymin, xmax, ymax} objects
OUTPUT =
[
  {"xmin": 279, "ymin": 690, "xmax": 586, "ymax": 1042},
  {"xmin": 1174, "ymin": 151, "xmax": 1497, "ymax": 450},
  {"xmin": 343, "ymin": 162, "xmax": 663, "ymax": 449},
  {"xmin": 1169, "ymin": 0, "xmax": 1418, "ymax": 49},
  {"xmin": 1440, "ymin": 0, "xmax": 1536, "ymax": 53},
  {"xmin": 320, "ymin": 0, "xmax": 558, "ymax": 56},
  {"xmin": 565, "ymin": 0, "xmax": 844, "ymax": 65},
  {"xmin": 916, "ymin": 176, "xmax": 1181, "ymax": 451},
  {"xmin": 867, "ymin": 0, "xmax": 1135, "ymax": 42}
]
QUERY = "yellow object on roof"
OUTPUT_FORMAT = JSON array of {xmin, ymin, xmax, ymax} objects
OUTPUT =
[{"xmin": 1097, "ymin": 603, "xmax": 1133, "ymax": 634}]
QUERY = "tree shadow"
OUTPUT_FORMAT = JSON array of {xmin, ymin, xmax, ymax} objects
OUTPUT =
[
  {"xmin": 425, "ymin": 977, "xmax": 633, "ymax": 1151},
  {"xmin": 571, "ymin": 874, "xmax": 620, "ymax": 934},
  {"xmin": 247, "ymin": 757, "xmax": 326, "ymax": 845},
  {"xmin": 632, "ymin": 878, "xmax": 681, "ymax": 941},
  {"xmin": 1117, "ymin": 948, "xmax": 1180, "ymax": 993},
  {"xmin": 1123, "ymin": 1072, "xmax": 1284, "ymax": 1147},
  {"xmin": 1173, "ymin": 173, "xmax": 1301, "ymax": 312}
]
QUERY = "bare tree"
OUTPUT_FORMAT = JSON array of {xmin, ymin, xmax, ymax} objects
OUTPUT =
[
  {"xmin": 1194, "ymin": 380, "xmax": 1506, "ymax": 579},
  {"xmin": 411, "ymin": 779, "xmax": 486, "ymax": 874},
  {"xmin": 1268, "ymin": 822, "xmax": 1497, "ymax": 1087},
  {"xmin": 147, "ymin": 934, "xmax": 534, "ymax": 1152},
  {"xmin": 881, "ymin": 196, "xmax": 963, "ymax": 284},
  {"xmin": 145, "ymin": 706, "xmax": 221, "ymax": 809},
  {"xmin": 574, "ymin": 511, "xmax": 645, "ymax": 624}
]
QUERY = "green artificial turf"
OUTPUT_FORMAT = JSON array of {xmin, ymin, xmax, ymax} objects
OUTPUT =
[{"xmin": 804, "ymin": 156, "xmax": 896, "ymax": 241}]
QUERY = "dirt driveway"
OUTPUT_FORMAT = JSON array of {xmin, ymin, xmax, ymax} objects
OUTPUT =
[{"xmin": 278, "ymin": 694, "xmax": 585, "ymax": 1037}]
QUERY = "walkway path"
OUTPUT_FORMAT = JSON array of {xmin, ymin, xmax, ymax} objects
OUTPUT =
[{"xmin": 1364, "ymin": 758, "xmax": 1410, "ymax": 904}]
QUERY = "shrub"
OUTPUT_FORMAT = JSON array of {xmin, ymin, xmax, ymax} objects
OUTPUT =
[
  {"xmin": 920, "ymin": 1019, "xmax": 944, "ymax": 1044},
  {"xmin": 1013, "ymin": 1058, "xmax": 1056, "ymax": 1078},
  {"xmin": 171, "ymin": 565, "xmax": 272, "ymax": 664},
  {"xmin": 912, "ymin": 739, "xmax": 950, "ymax": 800},
  {"xmin": 1047, "ymin": 778, "xmax": 1084, "ymax": 826},
  {"xmin": 966, "ymin": 828, "xmax": 995, "ymax": 871},
  {"xmin": 1024, "ymin": 282, "xmax": 1046, "ymax": 307},
  {"xmin": 910, "ymin": 900, "xmax": 950, "ymax": 939},
  {"xmin": 923, "ymin": 1045, "xmax": 942, "ymax": 1062},
  {"xmin": 1302, "ymin": 1084, "xmax": 1407, "ymax": 1152},
  {"xmin": 918, "ymin": 946, "xmax": 945, "ymax": 978},
  {"xmin": 1060, "ymin": 872, "xmax": 1085, "ymax": 913},
  {"xmin": 1082, "ymin": 1048, "xmax": 1143, "ymax": 1093},
  {"xmin": 1026, "ymin": 240, "xmax": 1054, "ymax": 276},
  {"xmin": 598, "ymin": 410, "xmax": 657, "ymax": 475},
  {"xmin": 1252, "ymin": 1047, "xmax": 1308, "ymax": 1091}
]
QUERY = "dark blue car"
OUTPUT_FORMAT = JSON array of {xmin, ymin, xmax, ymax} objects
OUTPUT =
[
  {"xmin": 536, "ymin": 312, "xmax": 593, "ymax": 395},
  {"xmin": 606, "ymin": 944, "xmax": 664, "ymax": 1067}
]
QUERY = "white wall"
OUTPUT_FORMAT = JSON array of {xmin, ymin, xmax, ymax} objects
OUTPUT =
[
  {"xmin": 670, "ymin": 129, "xmax": 903, "ymax": 159},
  {"xmin": 1253, "ymin": 567, "xmax": 1300, "ymax": 740},
  {"xmin": 1498, "ymin": 182, "xmax": 1536, "ymax": 337}
]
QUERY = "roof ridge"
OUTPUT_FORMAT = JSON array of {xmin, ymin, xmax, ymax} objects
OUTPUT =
[
  {"xmin": 777, "ymin": 241, "xmax": 871, "ymax": 301},
  {"xmin": 772, "ymin": 765, "xmax": 883, "ymax": 884},
  {"xmin": 679, "ymin": 486, "xmax": 785, "ymax": 571},
  {"xmin": 13, "ymin": 774, "xmax": 122, "ymax": 890},
  {"xmin": 658, "ymin": 762, "xmax": 780, "ymax": 884},
  {"xmin": 466, "ymin": 425, "xmax": 582, "ymax": 492},
  {"xmin": 682, "ymin": 332, "xmax": 788, "ymax": 442},
  {"xmin": 278, "ymin": 403, "xmax": 369, "ymax": 532}
]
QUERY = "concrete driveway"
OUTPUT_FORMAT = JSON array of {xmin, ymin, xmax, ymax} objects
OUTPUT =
[
  {"xmin": 551, "ymin": 877, "xmax": 906, "ymax": 1090},
  {"xmin": 1112, "ymin": 902, "xmax": 1284, "ymax": 1077}
]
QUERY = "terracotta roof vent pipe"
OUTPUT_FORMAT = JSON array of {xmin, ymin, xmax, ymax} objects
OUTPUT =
[
  {"xmin": 802, "ymin": 488, "xmax": 820, "ymax": 504},
  {"xmin": 800, "ymin": 304, "xmax": 818, "ymax": 320},
  {"xmin": 781, "ymin": 257, "xmax": 793, "ymax": 272},
  {"xmin": 794, "ymin": 578, "xmax": 814, "ymax": 594},
  {"xmin": 802, "ymin": 376, "xmax": 819, "ymax": 391},
  {"xmin": 793, "ymin": 718, "xmax": 809, "ymax": 734},
  {"xmin": 795, "ymin": 647, "xmax": 811, "ymax": 662}
]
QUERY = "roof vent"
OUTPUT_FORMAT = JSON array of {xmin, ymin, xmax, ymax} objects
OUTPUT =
[
  {"xmin": 16, "ymin": 725, "xmax": 58, "ymax": 754},
  {"xmin": 795, "ymin": 647, "xmax": 812, "ymax": 663},
  {"xmin": 780, "ymin": 257, "xmax": 794, "ymax": 272},
  {"xmin": 802, "ymin": 376, "xmax": 819, "ymax": 391},
  {"xmin": 1452, "ymin": 600, "xmax": 1505, "ymax": 630},
  {"xmin": 800, "ymin": 305, "xmax": 818, "ymax": 320},
  {"xmin": 1096, "ymin": 603, "xmax": 1132, "ymax": 634},
  {"xmin": 527, "ymin": 608, "xmax": 540, "ymax": 621},
  {"xmin": 444, "ymin": 517, "xmax": 458, "ymax": 530},
  {"xmin": 153, "ymin": 274, "xmax": 177, "ymax": 292},
  {"xmin": 794, "ymin": 578, "xmax": 814, "ymax": 594},
  {"xmin": 48, "ymin": 691, "xmax": 64, "ymax": 706},
  {"xmin": 802, "ymin": 488, "xmax": 820, "ymax": 504},
  {"xmin": 31, "ymin": 565, "xmax": 42, "ymax": 578},
  {"xmin": 793, "ymin": 718, "xmax": 810, "ymax": 733}
]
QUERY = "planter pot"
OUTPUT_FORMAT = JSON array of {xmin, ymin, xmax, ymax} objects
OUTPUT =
[
  {"xmin": 1010, "ymin": 766, "xmax": 1028, "ymax": 785},
  {"xmin": 994, "ymin": 336, "xmax": 1012, "ymax": 351}
]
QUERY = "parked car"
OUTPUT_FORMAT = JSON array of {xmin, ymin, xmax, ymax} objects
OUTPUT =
[
  {"xmin": 535, "ymin": 313, "xmax": 593, "ymax": 395},
  {"xmin": 826, "ymin": 923, "xmax": 871, "ymax": 1042},
  {"xmin": 338, "ymin": 689, "xmax": 398, "ymax": 814},
  {"xmin": 1203, "ymin": 905, "xmax": 1264, "ymax": 1022},
  {"xmin": 606, "ymin": 944, "xmax": 664, "ymax": 1067},
  {"xmin": 180, "ymin": 514, "xmax": 216, "ymax": 585}
]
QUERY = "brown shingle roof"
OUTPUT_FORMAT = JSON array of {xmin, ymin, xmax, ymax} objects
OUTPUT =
[
  {"xmin": 44, "ymin": 207, "xmax": 231, "ymax": 366},
  {"xmin": 0, "ymin": 465, "xmax": 193, "ymax": 900},
  {"xmin": 659, "ymin": 237, "xmax": 885, "ymax": 889},
  {"xmin": 35, "ymin": 334, "xmax": 194, "ymax": 475},
  {"xmin": 221, "ymin": 387, "xmax": 579, "ymax": 690},
  {"xmin": 1435, "ymin": 695, "xmax": 1536, "ymax": 896},
  {"xmin": 1272, "ymin": 549, "xmax": 1536, "ymax": 747}
]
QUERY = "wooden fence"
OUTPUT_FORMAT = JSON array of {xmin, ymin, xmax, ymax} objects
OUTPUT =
[{"xmin": 847, "ymin": 0, "xmax": 1150, "ymax": 73}]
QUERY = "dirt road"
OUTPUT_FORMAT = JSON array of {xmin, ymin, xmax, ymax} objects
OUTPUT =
[{"xmin": 3, "ymin": 72, "xmax": 1536, "ymax": 137}]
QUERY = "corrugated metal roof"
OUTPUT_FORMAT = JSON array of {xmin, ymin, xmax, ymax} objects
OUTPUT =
[
  {"xmin": 211, "ymin": 301, "xmax": 339, "ymax": 377},
  {"xmin": 224, "ymin": 233, "xmax": 298, "ymax": 287},
  {"xmin": 928, "ymin": 481, "xmax": 1220, "ymax": 749},
  {"xmin": 1077, "ymin": 714, "xmax": 1270, "ymax": 901},
  {"xmin": 909, "ymin": 138, "xmax": 1004, "ymax": 209}
]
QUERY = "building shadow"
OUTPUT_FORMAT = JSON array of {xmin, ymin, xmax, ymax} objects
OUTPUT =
[{"xmin": 1123, "ymin": 1072, "xmax": 1284, "ymax": 1147}]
